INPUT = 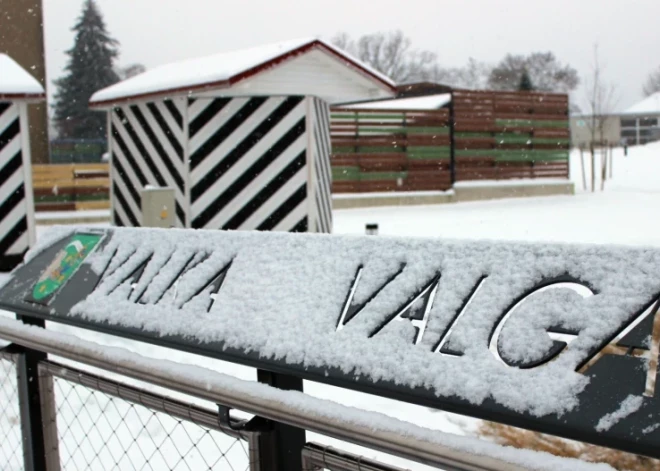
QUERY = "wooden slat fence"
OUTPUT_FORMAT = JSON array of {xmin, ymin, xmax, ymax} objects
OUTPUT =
[
  {"xmin": 330, "ymin": 108, "xmax": 452, "ymax": 193},
  {"xmin": 452, "ymin": 90, "xmax": 570, "ymax": 181},
  {"xmin": 330, "ymin": 90, "xmax": 570, "ymax": 193}
]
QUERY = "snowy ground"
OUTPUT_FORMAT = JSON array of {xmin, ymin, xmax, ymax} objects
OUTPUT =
[
  {"xmin": 1, "ymin": 142, "xmax": 658, "ymax": 469},
  {"xmin": 335, "ymin": 143, "xmax": 660, "ymax": 247}
]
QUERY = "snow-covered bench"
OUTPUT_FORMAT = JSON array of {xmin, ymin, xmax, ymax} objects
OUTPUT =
[{"xmin": 1, "ymin": 226, "xmax": 659, "ymax": 462}]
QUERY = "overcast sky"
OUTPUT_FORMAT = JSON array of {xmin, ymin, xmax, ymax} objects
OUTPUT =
[{"xmin": 43, "ymin": 0, "xmax": 660, "ymax": 111}]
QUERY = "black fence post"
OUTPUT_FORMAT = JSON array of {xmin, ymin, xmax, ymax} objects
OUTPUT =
[
  {"xmin": 15, "ymin": 316, "xmax": 48, "ymax": 471},
  {"xmin": 449, "ymin": 91, "xmax": 456, "ymax": 186},
  {"xmin": 256, "ymin": 370, "xmax": 305, "ymax": 471}
]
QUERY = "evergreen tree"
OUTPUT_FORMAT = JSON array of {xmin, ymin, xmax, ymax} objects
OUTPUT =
[
  {"xmin": 53, "ymin": 0, "xmax": 119, "ymax": 139},
  {"xmin": 518, "ymin": 69, "xmax": 535, "ymax": 91}
]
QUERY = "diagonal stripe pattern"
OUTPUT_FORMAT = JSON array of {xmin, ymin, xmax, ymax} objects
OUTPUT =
[
  {"xmin": 110, "ymin": 99, "xmax": 187, "ymax": 227},
  {"xmin": 311, "ymin": 97, "xmax": 333, "ymax": 233},
  {"xmin": 0, "ymin": 102, "xmax": 29, "ymax": 261},
  {"xmin": 188, "ymin": 96, "xmax": 310, "ymax": 232}
]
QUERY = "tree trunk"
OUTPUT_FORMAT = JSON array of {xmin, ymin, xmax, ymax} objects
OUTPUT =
[
  {"xmin": 590, "ymin": 145, "xmax": 596, "ymax": 193},
  {"xmin": 601, "ymin": 149, "xmax": 607, "ymax": 191},
  {"xmin": 580, "ymin": 148, "xmax": 587, "ymax": 191}
]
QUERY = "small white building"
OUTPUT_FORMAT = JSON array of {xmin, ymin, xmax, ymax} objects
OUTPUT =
[
  {"xmin": 0, "ymin": 54, "xmax": 44, "ymax": 271},
  {"xmin": 619, "ymin": 92, "xmax": 660, "ymax": 145},
  {"xmin": 90, "ymin": 38, "xmax": 396, "ymax": 233}
]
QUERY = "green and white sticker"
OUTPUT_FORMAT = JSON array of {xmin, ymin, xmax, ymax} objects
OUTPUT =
[{"xmin": 32, "ymin": 233, "xmax": 102, "ymax": 301}]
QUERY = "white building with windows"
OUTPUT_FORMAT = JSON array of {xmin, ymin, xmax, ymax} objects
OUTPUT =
[{"xmin": 619, "ymin": 92, "xmax": 660, "ymax": 145}]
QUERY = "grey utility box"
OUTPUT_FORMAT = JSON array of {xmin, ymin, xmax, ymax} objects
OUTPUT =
[{"xmin": 140, "ymin": 187, "xmax": 175, "ymax": 228}]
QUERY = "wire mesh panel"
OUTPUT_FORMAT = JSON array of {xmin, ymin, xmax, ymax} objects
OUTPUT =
[
  {"xmin": 302, "ymin": 443, "xmax": 413, "ymax": 471},
  {"xmin": 42, "ymin": 362, "xmax": 256, "ymax": 471},
  {"xmin": 0, "ymin": 355, "xmax": 23, "ymax": 471}
]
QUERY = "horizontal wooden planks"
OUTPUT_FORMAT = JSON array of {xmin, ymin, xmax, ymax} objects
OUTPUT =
[
  {"xmin": 452, "ymin": 89, "xmax": 569, "ymax": 182},
  {"xmin": 330, "ymin": 106, "xmax": 453, "ymax": 193},
  {"xmin": 31, "ymin": 163, "xmax": 111, "ymax": 210}
]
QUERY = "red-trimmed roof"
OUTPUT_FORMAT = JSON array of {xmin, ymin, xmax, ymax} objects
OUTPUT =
[{"xmin": 90, "ymin": 38, "xmax": 396, "ymax": 108}]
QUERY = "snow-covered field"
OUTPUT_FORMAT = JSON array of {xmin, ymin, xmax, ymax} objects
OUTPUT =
[
  {"xmin": 335, "ymin": 143, "xmax": 660, "ymax": 247},
  {"xmin": 1, "ymin": 142, "xmax": 658, "ymax": 470}
]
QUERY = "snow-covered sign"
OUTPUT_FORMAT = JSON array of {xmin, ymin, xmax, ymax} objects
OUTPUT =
[{"xmin": 1, "ymin": 226, "xmax": 659, "ymax": 458}]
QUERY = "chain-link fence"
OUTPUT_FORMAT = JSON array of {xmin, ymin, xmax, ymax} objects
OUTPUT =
[
  {"xmin": 0, "ymin": 345, "xmax": 474, "ymax": 471},
  {"xmin": 0, "ymin": 353, "xmax": 427, "ymax": 471},
  {"xmin": 302, "ymin": 443, "xmax": 412, "ymax": 471},
  {"xmin": 39, "ymin": 361, "xmax": 256, "ymax": 471},
  {"xmin": 0, "ymin": 354, "xmax": 23, "ymax": 471}
]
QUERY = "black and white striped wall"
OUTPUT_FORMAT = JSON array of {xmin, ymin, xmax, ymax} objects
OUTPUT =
[
  {"xmin": 310, "ymin": 97, "xmax": 333, "ymax": 233},
  {"xmin": 109, "ymin": 98, "xmax": 187, "ymax": 228},
  {"xmin": 0, "ymin": 101, "xmax": 36, "ymax": 271},
  {"xmin": 108, "ymin": 95, "xmax": 332, "ymax": 233}
]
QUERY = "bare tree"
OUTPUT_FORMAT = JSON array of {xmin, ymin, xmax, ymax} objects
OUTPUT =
[
  {"xmin": 643, "ymin": 66, "xmax": 660, "ymax": 96},
  {"xmin": 583, "ymin": 44, "xmax": 618, "ymax": 191},
  {"xmin": 426, "ymin": 58, "xmax": 491, "ymax": 90},
  {"xmin": 488, "ymin": 52, "xmax": 579, "ymax": 93},
  {"xmin": 116, "ymin": 63, "xmax": 146, "ymax": 80},
  {"xmin": 331, "ymin": 30, "xmax": 438, "ymax": 83},
  {"xmin": 584, "ymin": 45, "xmax": 617, "ymax": 146}
]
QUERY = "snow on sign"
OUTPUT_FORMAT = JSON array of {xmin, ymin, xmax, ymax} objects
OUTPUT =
[{"xmin": 1, "ymin": 227, "xmax": 660, "ymax": 458}]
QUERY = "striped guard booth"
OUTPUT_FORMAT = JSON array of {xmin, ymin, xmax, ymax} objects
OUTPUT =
[
  {"xmin": 91, "ymin": 38, "xmax": 396, "ymax": 234},
  {"xmin": 0, "ymin": 54, "xmax": 44, "ymax": 271}
]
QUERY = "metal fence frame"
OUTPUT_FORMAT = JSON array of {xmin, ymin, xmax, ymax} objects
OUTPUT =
[
  {"xmin": 0, "ymin": 319, "xmax": 526, "ymax": 471},
  {"xmin": 0, "ymin": 351, "xmax": 23, "ymax": 470}
]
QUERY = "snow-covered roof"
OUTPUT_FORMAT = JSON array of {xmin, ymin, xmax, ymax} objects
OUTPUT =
[
  {"xmin": 621, "ymin": 91, "xmax": 660, "ymax": 116},
  {"xmin": 343, "ymin": 93, "xmax": 452, "ymax": 110},
  {"xmin": 0, "ymin": 53, "xmax": 45, "ymax": 101},
  {"xmin": 90, "ymin": 38, "xmax": 396, "ymax": 108}
]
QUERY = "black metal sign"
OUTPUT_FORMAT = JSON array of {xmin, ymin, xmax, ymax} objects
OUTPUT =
[{"xmin": 0, "ymin": 227, "xmax": 659, "ymax": 458}]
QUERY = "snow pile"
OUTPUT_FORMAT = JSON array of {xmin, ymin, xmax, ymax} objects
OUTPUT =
[
  {"xmin": 344, "ymin": 93, "xmax": 451, "ymax": 110},
  {"xmin": 0, "ymin": 54, "xmax": 45, "ymax": 97},
  {"xmin": 50, "ymin": 226, "xmax": 660, "ymax": 418},
  {"xmin": 596, "ymin": 395, "xmax": 644, "ymax": 432},
  {"xmin": 0, "ymin": 317, "xmax": 614, "ymax": 471}
]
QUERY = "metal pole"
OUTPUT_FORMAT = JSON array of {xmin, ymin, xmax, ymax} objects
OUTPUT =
[
  {"xmin": 37, "ymin": 370, "xmax": 61, "ymax": 471},
  {"xmin": 257, "ymin": 370, "xmax": 305, "ymax": 471},
  {"xmin": 449, "ymin": 92, "xmax": 456, "ymax": 186},
  {"xmin": 15, "ymin": 316, "xmax": 48, "ymax": 471},
  {"xmin": 0, "ymin": 317, "xmax": 526, "ymax": 471}
]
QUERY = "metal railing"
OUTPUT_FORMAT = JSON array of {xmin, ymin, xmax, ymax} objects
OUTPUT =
[{"xmin": 0, "ymin": 318, "xmax": 524, "ymax": 471}]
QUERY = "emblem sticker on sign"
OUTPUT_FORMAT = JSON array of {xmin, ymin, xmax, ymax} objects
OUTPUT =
[{"xmin": 28, "ymin": 233, "xmax": 103, "ymax": 305}]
